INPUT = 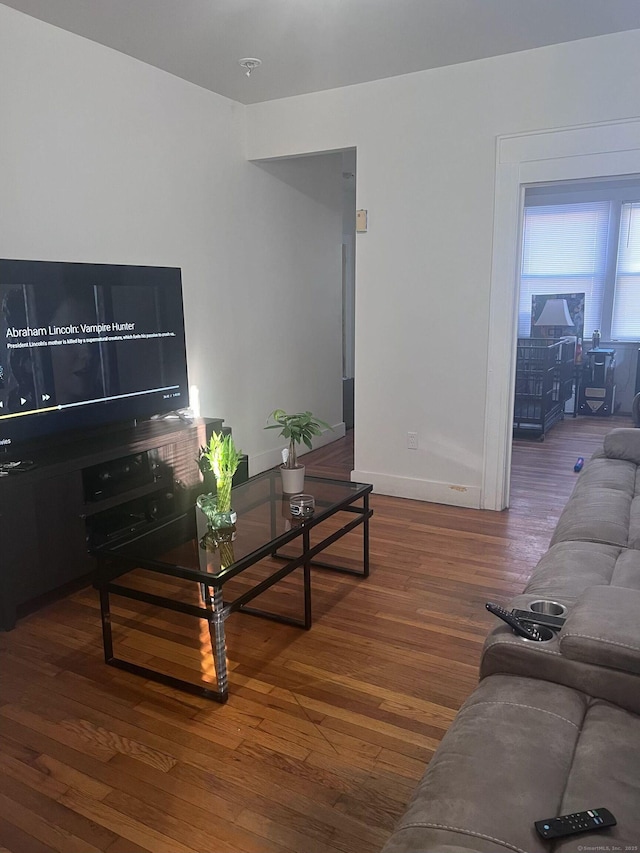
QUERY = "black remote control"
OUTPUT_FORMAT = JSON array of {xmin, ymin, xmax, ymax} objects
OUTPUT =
[
  {"xmin": 511, "ymin": 608, "xmax": 566, "ymax": 631},
  {"xmin": 485, "ymin": 602, "xmax": 543, "ymax": 641},
  {"xmin": 535, "ymin": 808, "xmax": 616, "ymax": 839}
]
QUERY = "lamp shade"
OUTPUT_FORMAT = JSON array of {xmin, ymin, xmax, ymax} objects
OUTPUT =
[{"xmin": 534, "ymin": 298, "xmax": 574, "ymax": 328}]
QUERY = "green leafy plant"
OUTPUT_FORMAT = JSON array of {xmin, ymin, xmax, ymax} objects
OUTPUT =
[
  {"xmin": 265, "ymin": 409, "xmax": 331, "ymax": 469},
  {"xmin": 197, "ymin": 432, "xmax": 241, "ymax": 512}
]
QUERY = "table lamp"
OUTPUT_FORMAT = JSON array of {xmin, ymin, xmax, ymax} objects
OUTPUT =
[{"xmin": 534, "ymin": 298, "xmax": 574, "ymax": 338}]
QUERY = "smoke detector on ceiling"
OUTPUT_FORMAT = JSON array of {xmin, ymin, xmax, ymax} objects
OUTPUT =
[{"xmin": 239, "ymin": 58, "xmax": 262, "ymax": 78}]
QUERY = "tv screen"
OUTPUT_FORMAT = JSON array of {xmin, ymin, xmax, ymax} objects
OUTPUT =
[{"xmin": 0, "ymin": 259, "xmax": 189, "ymax": 453}]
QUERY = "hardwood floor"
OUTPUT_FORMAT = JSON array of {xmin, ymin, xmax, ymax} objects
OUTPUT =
[{"xmin": 0, "ymin": 415, "xmax": 630, "ymax": 853}]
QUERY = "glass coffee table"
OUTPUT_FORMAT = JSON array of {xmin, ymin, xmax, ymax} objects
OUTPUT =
[{"xmin": 92, "ymin": 471, "xmax": 372, "ymax": 702}]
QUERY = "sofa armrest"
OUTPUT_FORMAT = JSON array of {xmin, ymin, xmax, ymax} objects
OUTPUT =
[
  {"xmin": 558, "ymin": 586, "xmax": 640, "ymax": 676},
  {"xmin": 603, "ymin": 428, "xmax": 640, "ymax": 464},
  {"xmin": 480, "ymin": 589, "xmax": 640, "ymax": 714}
]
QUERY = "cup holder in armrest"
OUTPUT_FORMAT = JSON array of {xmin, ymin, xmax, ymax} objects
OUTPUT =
[
  {"xmin": 528, "ymin": 600, "xmax": 567, "ymax": 617},
  {"xmin": 514, "ymin": 624, "xmax": 555, "ymax": 642}
]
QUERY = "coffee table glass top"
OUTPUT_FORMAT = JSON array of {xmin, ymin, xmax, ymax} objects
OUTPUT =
[{"xmin": 97, "ymin": 470, "xmax": 371, "ymax": 582}]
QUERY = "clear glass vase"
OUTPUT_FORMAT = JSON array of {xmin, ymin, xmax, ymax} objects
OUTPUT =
[
  {"xmin": 197, "ymin": 492, "xmax": 237, "ymax": 567},
  {"xmin": 196, "ymin": 492, "xmax": 237, "ymax": 529}
]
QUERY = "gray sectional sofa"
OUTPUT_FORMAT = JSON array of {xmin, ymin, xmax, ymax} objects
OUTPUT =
[{"xmin": 382, "ymin": 428, "xmax": 640, "ymax": 853}]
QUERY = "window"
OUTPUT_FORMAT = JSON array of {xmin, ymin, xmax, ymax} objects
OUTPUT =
[
  {"xmin": 518, "ymin": 202, "xmax": 610, "ymax": 338},
  {"xmin": 612, "ymin": 203, "xmax": 640, "ymax": 340},
  {"xmin": 519, "ymin": 189, "xmax": 640, "ymax": 342}
]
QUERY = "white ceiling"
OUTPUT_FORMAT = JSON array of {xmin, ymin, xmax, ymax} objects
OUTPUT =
[{"xmin": 3, "ymin": 0, "xmax": 640, "ymax": 105}]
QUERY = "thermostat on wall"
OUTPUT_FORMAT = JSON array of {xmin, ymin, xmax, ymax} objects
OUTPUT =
[{"xmin": 356, "ymin": 209, "xmax": 368, "ymax": 232}]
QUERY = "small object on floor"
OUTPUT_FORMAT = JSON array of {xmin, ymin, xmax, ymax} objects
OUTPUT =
[
  {"xmin": 574, "ymin": 457, "xmax": 584, "ymax": 472},
  {"xmin": 535, "ymin": 807, "xmax": 616, "ymax": 839}
]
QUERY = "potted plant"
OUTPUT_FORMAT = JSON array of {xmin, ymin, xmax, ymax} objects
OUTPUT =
[
  {"xmin": 265, "ymin": 409, "xmax": 331, "ymax": 493},
  {"xmin": 197, "ymin": 431, "xmax": 242, "ymax": 520}
]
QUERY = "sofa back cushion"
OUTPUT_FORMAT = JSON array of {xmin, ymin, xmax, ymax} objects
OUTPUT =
[
  {"xmin": 572, "ymin": 456, "xmax": 637, "ymax": 495},
  {"xmin": 558, "ymin": 586, "xmax": 640, "ymax": 677},
  {"xmin": 604, "ymin": 428, "xmax": 640, "ymax": 465},
  {"xmin": 551, "ymin": 488, "xmax": 631, "ymax": 548}
]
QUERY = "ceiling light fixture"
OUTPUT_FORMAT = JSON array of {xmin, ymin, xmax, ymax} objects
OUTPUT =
[{"xmin": 239, "ymin": 58, "xmax": 262, "ymax": 78}]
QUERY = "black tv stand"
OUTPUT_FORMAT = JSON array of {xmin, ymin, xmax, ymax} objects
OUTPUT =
[{"xmin": 0, "ymin": 416, "xmax": 222, "ymax": 630}]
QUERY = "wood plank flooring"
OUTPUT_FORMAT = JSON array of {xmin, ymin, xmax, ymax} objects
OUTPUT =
[{"xmin": 0, "ymin": 415, "xmax": 630, "ymax": 853}]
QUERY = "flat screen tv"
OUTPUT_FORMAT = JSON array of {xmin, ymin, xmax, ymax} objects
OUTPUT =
[{"xmin": 0, "ymin": 259, "xmax": 189, "ymax": 454}]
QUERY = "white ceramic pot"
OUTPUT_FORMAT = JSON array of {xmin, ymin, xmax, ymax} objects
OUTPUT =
[{"xmin": 280, "ymin": 465, "xmax": 305, "ymax": 494}]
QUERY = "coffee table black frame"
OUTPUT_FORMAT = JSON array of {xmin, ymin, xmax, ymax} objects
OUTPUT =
[{"xmin": 92, "ymin": 471, "xmax": 372, "ymax": 702}]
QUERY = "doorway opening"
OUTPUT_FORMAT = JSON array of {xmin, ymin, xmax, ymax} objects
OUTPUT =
[
  {"xmin": 509, "ymin": 176, "xmax": 640, "ymax": 452},
  {"xmin": 251, "ymin": 147, "xmax": 357, "ymax": 462},
  {"xmin": 483, "ymin": 119, "xmax": 640, "ymax": 511}
]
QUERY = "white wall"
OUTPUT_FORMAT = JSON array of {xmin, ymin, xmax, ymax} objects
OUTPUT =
[
  {"xmin": 246, "ymin": 29, "xmax": 640, "ymax": 507},
  {"xmin": 0, "ymin": 5, "xmax": 344, "ymax": 469}
]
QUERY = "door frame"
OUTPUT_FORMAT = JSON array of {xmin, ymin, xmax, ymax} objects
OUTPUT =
[{"xmin": 482, "ymin": 117, "xmax": 640, "ymax": 510}]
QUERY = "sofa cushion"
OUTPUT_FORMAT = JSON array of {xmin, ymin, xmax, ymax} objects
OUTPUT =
[
  {"xmin": 550, "ymin": 487, "xmax": 631, "ymax": 548},
  {"xmin": 382, "ymin": 675, "xmax": 640, "ymax": 853},
  {"xmin": 382, "ymin": 675, "xmax": 588, "ymax": 853},
  {"xmin": 611, "ymin": 547, "xmax": 640, "ymax": 587},
  {"xmin": 524, "ymin": 541, "xmax": 622, "ymax": 600},
  {"xmin": 571, "ymin": 455, "xmax": 637, "ymax": 494},
  {"xmin": 603, "ymin": 427, "xmax": 640, "ymax": 464},
  {"xmin": 524, "ymin": 541, "xmax": 640, "ymax": 602},
  {"xmin": 554, "ymin": 699, "xmax": 640, "ymax": 852},
  {"xmin": 558, "ymin": 586, "xmax": 640, "ymax": 676}
]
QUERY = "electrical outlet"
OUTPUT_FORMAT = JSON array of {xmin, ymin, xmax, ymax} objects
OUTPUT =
[{"xmin": 407, "ymin": 431, "xmax": 418, "ymax": 450}]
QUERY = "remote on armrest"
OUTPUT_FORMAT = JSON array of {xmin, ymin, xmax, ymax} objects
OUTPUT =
[
  {"xmin": 511, "ymin": 608, "xmax": 566, "ymax": 631},
  {"xmin": 535, "ymin": 808, "xmax": 616, "ymax": 839},
  {"xmin": 485, "ymin": 602, "xmax": 543, "ymax": 641}
]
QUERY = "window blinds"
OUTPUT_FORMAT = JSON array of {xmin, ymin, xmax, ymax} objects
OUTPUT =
[
  {"xmin": 519, "ymin": 202, "xmax": 610, "ymax": 338},
  {"xmin": 612, "ymin": 202, "xmax": 640, "ymax": 340}
]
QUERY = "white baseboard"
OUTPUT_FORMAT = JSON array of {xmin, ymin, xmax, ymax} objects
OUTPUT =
[
  {"xmin": 249, "ymin": 422, "xmax": 346, "ymax": 477},
  {"xmin": 350, "ymin": 469, "xmax": 482, "ymax": 509}
]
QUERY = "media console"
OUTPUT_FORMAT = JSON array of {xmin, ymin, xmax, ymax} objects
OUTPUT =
[{"xmin": 0, "ymin": 416, "xmax": 226, "ymax": 630}]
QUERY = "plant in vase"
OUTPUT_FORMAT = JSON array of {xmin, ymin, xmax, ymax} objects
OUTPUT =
[
  {"xmin": 197, "ymin": 432, "xmax": 241, "ymax": 570},
  {"xmin": 197, "ymin": 431, "xmax": 241, "ymax": 520},
  {"xmin": 265, "ymin": 409, "xmax": 331, "ymax": 493}
]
